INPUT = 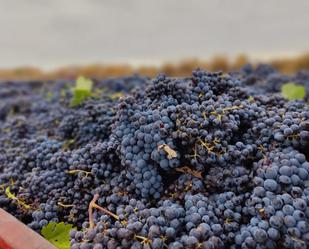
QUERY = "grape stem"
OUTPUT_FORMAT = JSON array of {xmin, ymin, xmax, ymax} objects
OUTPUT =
[
  {"xmin": 66, "ymin": 169, "xmax": 93, "ymax": 178},
  {"xmin": 57, "ymin": 202, "xmax": 75, "ymax": 208},
  {"xmin": 88, "ymin": 194, "xmax": 119, "ymax": 229},
  {"xmin": 134, "ymin": 235, "xmax": 151, "ymax": 245}
]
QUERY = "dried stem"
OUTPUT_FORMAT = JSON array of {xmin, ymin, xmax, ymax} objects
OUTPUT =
[{"xmin": 88, "ymin": 194, "xmax": 119, "ymax": 229}]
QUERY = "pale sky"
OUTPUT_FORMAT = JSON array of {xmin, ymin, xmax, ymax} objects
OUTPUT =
[{"xmin": 0, "ymin": 0, "xmax": 308, "ymax": 69}]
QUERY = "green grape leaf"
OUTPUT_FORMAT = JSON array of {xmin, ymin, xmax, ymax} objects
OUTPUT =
[
  {"xmin": 70, "ymin": 89, "xmax": 92, "ymax": 107},
  {"xmin": 70, "ymin": 76, "xmax": 93, "ymax": 106},
  {"xmin": 46, "ymin": 91, "xmax": 54, "ymax": 101},
  {"xmin": 248, "ymin": 95, "xmax": 254, "ymax": 102},
  {"xmin": 5, "ymin": 186, "xmax": 31, "ymax": 209},
  {"xmin": 41, "ymin": 222, "xmax": 75, "ymax": 249},
  {"xmin": 75, "ymin": 76, "xmax": 93, "ymax": 91},
  {"xmin": 281, "ymin": 82, "xmax": 305, "ymax": 101}
]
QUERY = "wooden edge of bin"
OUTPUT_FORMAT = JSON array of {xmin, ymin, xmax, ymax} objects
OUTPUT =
[{"xmin": 0, "ymin": 208, "xmax": 57, "ymax": 249}]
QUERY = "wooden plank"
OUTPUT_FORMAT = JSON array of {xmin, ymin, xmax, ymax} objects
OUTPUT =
[{"xmin": 0, "ymin": 208, "xmax": 57, "ymax": 249}]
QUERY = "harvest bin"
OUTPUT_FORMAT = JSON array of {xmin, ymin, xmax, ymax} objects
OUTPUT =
[{"xmin": 0, "ymin": 208, "xmax": 57, "ymax": 249}]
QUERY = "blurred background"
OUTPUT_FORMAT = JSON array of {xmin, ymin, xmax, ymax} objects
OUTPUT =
[{"xmin": 0, "ymin": 0, "xmax": 309, "ymax": 78}]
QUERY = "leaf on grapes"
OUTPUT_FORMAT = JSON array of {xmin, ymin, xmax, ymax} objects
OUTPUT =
[
  {"xmin": 62, "ymin": 139, "xmax": 75, "ymax": 150},
  {"xmin": 75, "ymin": 76, "xmax": 93, "ymax": 91},
  {"xmin": 5, "ymin": 186, "xmax": 31, "ymax": 209},
  {"xmin": 5, "ymin": 186, "xmax": 16, "ymax": 199},
  {"xmin": 248, "ymin": 96, "xmax": 254, "ymax": 102},
  {"xmin": 46, "ymin": 91, "xmax": 54, "ymax": 101},
  {"xmin": 70, "ymin": 76, "xmax": 93, "ymax": 107},
  {"xmin": 281, "ymin": 82, "xmax": 305, "ymax": 101},
  {"xmin": 158, "ymin": 144, "xmax": 177, "ymax": 159},
  {"xmin": 41, "ymin": 222, "xmax": 75, "ymax": 249}
]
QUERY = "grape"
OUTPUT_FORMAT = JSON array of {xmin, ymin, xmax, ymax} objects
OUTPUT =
[
  {"xmin": 0, "ymin": 70, "xmax": 308, "ymax": 248},
  {"xmin": 93, "ymin": 244, "xmax": 103, "ymax": 249},
  {"xmin": 293, "ymin": 198, "xmax": 307, "ymax": 211},
  {"xmin": 252, "ymin": 227, "xmax": 268, "ymax": 243},
  {"xmin": 284, "ymin": 215, "xmax": 297, "ymax": 227},
  {"xmin": 267, "ymin": 227, "xmax": 280, "ymax": 240},
  {"xmin": 264, "ymin": 179, "xmax": 278, "ymax": 192}
]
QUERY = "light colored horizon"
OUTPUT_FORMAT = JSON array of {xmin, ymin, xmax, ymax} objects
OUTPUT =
[{"xmin": 0, "ymin": 0, "xmax": 308, "ymax": 70}]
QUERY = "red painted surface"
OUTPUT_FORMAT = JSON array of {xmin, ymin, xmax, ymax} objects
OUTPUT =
[{"xmin": 0, "ymin": 208, "xmax": 57, "ymax": 249}]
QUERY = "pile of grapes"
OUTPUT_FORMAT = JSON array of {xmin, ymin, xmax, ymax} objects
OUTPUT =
[{"xmin": 0, "ymin": 64, "xmax": 309, "ymax": 249}]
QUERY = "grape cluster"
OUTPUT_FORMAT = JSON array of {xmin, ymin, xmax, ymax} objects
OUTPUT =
[
  {"xmin": 237, "ymin": 64, "xmax": 309, "ymax": 100},
  {"xmin": 0, "ymin": 68, "xmax": 308, "ymax": 248}
]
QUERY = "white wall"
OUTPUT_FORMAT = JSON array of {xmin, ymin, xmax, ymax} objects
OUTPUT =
[{"xmin": 0, "ymin": 0, "xmax": 308, "ymax": 69}]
